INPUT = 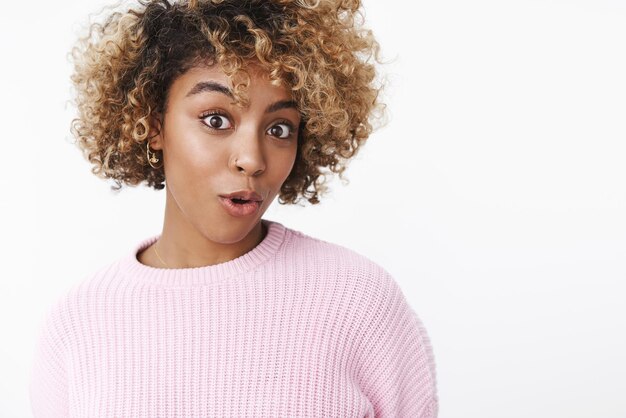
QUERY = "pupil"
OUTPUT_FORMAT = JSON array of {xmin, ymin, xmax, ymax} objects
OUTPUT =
[
  {"xmin": 272, "ymin": 126, "xmax": 283, "ymax": 137},
  {"xmin": 210, "ymin": 116, "xmax": 223, "ymax": 128}
]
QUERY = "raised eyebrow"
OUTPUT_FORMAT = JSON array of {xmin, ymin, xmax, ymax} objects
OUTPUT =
[
  {"xmin": 185, "ymin": 81, "xmax": 234, "ymax": 99},
  {"xmin": 265, "ymin": 99, "xmax": 298, "ymax": 114},
  {"xmin": 186, "ymin": 81, "xmax": 299, "ymax": 114}
]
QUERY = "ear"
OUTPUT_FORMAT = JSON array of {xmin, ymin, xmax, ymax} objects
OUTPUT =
[{"xmin": 147, "ymin": 112, "xmax": 164, "ymax": 150}]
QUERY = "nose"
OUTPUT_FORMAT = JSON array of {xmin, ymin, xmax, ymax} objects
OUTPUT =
[{"xmin": 231, "ymin": 129, "xmax": 266, "ymax": 177}]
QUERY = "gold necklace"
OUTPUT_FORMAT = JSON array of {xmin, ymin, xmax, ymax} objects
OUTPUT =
[{"xmin": 153, "ymin": 241, "xmax": 169, "ymax": 268}]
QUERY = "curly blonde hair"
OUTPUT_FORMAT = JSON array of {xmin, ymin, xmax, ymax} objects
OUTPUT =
[{"xmin": 69, "ymin": 0, "xmax": 386, "ymax": 204}]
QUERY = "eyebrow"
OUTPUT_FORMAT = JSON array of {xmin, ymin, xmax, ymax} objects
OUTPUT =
[{"xmin": 185, "ymin": 80, "xmax": 298, "ymax": 114}]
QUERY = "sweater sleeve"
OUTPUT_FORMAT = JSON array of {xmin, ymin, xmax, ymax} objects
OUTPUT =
[
  {"xmin": 29, "ymin": 299, "xmax": 70, "ymax": 418},
  {"xmin": 355, "ymin": 271, "xmax": 439, "ymax": 417}
]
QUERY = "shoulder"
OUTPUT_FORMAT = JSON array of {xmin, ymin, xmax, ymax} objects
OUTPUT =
[
  {"xmin": 282, "ymin": 226, "xmax": 399, "ymax": 300},
  {"xmin": 37, "ymin": 258, "xmax": 124, "ymax": 335},
  {"xmin": 65, "ymin": 258, "xmax": 124, "ymax": 301},
  {"xmin": 285, "ymin": 226, "xmax": 386, "ymax": 268}
]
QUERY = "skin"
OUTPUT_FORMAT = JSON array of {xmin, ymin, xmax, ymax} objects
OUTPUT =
[{"xmin": 137, "ymin": 63, "xmax": 300, "ymax": 268}]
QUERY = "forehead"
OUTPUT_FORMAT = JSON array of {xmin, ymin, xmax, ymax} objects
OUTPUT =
[
  {"xmin": 170, "ymin": 63, "xmax": 292, "ymax": 102},
  {"xmin": 177, "ymin": 64, "xmax": 230, "ymax": 88}
]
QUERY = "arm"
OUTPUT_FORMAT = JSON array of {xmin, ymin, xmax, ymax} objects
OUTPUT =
[
  {"xmin": 29, "ymin": 300, "xmax": 70, "ymax": 417},
  {"xmin": 354, "ymin": 272, "xmax": 439, "ymax": 417}
]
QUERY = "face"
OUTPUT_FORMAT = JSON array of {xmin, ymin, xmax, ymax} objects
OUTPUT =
[{"xmin": 149, "ymin": 63, "xmax": 300, "ymax": 244}]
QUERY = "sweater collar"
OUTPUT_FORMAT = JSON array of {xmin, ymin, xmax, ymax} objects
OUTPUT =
[{"xmin": 120, "ymin": 218, "xmax": 286, "ymax": 288}]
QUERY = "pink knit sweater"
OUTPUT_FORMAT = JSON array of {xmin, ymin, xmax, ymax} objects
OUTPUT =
[{"xmin": 29, "ymin": 219, "xmax": 438, "ymax": 417}]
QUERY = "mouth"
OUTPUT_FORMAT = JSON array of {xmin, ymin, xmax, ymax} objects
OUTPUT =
[
  {"xmin": 221, "ymin": 197, "xmax": 264, "ymax": 206},
  {"xmin": 219, "ymin": 190, "xmax": 264, "ymax": 204},
  {"xmin": 218, "ymin": 196, "xmax": 262, "ymax": 217}
]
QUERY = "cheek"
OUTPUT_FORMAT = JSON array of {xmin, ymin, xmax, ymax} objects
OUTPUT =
[
  {"xmin": 164, "ymin": 132, "xmax": 225, "ymax": 180},
  {"xmin": 282, "ymin": 145, "xmax": 298, "ymax": 178},
  {"xmin": 165, "ymin": 143, "xmax": 226, "ymax": 212}
]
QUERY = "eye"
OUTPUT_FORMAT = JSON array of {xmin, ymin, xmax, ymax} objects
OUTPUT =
[
  {"xmin": 200, "ymin": 111, "xmax": 232, "ymax": 130},
  {"xmin": 267, "ymin": 122, "xmax": 295, "ymax": 139}
]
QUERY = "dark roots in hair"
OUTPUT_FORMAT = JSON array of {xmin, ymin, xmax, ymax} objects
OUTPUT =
[{"xmin": 69, "ymin": 0, "xmax": 386, "ymax": 204}]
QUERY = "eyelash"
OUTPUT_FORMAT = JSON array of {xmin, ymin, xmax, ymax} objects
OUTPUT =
[{"xmin": 199, "ymin": 110, "xmax": 296, "ymax": 140}]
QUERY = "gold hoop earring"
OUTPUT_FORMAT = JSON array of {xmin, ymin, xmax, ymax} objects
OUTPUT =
[{"xmin": 146, "ymin": 141, "xmax": 163, "ymax": 169}]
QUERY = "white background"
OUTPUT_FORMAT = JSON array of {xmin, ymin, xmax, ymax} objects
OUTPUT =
[{"xmin": 1, "ymin": 0, "xmax": 625, "ymax": 417}]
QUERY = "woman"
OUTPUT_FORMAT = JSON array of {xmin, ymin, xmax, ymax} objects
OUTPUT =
[{"xmin": 29, "ymin": 0, "xmax": 438, "ymax": 416}]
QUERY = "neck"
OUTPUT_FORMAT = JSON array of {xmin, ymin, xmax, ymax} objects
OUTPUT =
[{"xmin": 150, "ymin": 189, "xmax": 267, "ymax": 269}]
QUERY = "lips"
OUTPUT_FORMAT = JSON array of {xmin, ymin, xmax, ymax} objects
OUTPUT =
[
  {"xmin": 218, "ymin": 195, "xmax": 262, "ymax": 217},
  {"xmin": 219, "ymin": 190, "xmax": 264, "ymax": 203}
]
